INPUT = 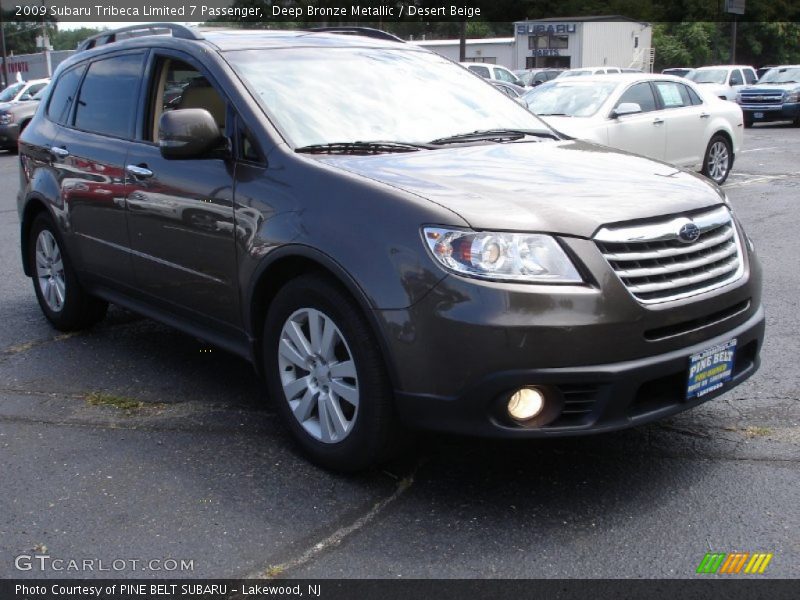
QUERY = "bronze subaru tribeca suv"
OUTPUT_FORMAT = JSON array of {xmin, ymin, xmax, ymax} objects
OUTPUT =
[{"xmin": 18, "ymin": 25, "xmax": 763, "ymax": 471}]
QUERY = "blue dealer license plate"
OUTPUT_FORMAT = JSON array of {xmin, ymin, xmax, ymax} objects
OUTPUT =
[
  {"xmin": 754, "ymin": 112, "xmax": 764, "ymax": 119},
  {"xmin": 687, "ymin": 339, "xmax": 737, "ymax": 399}
]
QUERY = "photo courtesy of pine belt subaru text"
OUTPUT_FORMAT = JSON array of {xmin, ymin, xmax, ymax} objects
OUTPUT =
[{"xmin": 17, "ymin": 24, "xmax": 764, "ymax": 472}]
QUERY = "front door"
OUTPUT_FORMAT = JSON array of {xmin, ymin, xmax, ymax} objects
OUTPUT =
[
  {"xmin": 124, "ymin": 52, "xmax": 240, "ymax": 327},
  {"xmin": 608, "ymin": 81, "xmax": 666, "ymax": 161}
]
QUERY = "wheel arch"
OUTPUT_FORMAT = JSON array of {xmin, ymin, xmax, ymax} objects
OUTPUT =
[
  {"xmin": 245, "ymin": 246, "xmax": 400, "ymax": 389},
  {"xmin": 20, "ymin": 195, "xmax": 53, "ymax": 276}
]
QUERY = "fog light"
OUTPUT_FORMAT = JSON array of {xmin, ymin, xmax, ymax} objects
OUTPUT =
[{"xmin": 507, "ymin": 387, "xmax": 545, "ymax": 421}]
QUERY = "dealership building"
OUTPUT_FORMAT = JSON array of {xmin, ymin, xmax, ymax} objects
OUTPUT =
[{"xmin": 415, "ymin": 16, "xmax": 653, "ymax": 72}]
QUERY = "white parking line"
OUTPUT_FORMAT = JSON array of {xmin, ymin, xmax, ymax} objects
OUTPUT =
[{"xmin": 740, "ymin": 147, "xmax": 779, "ymax": 153}]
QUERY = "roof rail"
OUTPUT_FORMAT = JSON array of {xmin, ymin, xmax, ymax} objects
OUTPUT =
[
  {"xmin": 303, "ymin": 27, "xmax": 404, "ymax": 43},
  {"xmin": 77, "ymin": 23, "xmax": 203, "ymax": 52}
]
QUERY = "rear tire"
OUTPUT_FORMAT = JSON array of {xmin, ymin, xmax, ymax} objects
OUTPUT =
[
  {"xmin": 263, "ymin": 273, "xmax": 404, "ymax": 472},
  {"xmin": 28, "ymin": 212, "xmax": 108, "ymax": 331},
  {"xmin": 701, "ymin": 134, "xmax": 733, "ymax": 185}
]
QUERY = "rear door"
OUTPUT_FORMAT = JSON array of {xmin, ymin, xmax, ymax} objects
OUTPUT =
[
  {"xmin": 51, "ymin": 52, "xmax": 145, "ymax": 286},
  {"xmin": 124, "ymin": 50, "xmax": 240, "ymax": 328},
  {"xmin": 607, "ymin": 81, "xmax": 666, "ymax": 160},
  {"xmin": 652, "ymin": 80, "xmax": 706, "ymax": 166}
]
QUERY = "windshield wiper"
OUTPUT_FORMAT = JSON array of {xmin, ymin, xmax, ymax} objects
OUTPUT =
[
  {"xmin": 429, "ymin": 128, "xmax": 559, "ymax": 145},
  {"xmin": 295, "ymin": 141, "xmax": 428, "ymax": 155},
  {"xmin": 537, "ymin": 113, "xmax": 571, "ymax": 117}
]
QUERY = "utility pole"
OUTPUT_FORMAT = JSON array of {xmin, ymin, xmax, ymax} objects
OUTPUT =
[
  {"xmin": 459, "ymin": 21, "xmax": 466, "ymax": 61},
  {"xmin": 731, "ymin": 16, "xmax": 737, "ymax": 64},
  {"xmin": 40, "ymin": 0, "xmax": 52, "ymax": 76},
  {"xmin": 0, "ymin": 6, "xmax": 8, "ymax": 88}
]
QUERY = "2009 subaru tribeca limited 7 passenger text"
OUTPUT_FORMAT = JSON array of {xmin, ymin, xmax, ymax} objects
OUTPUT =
[{"xmin": 18, "ymin": 24, "xmax": 764, "ymax": 471}]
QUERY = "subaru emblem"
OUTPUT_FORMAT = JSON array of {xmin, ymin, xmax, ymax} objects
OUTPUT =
[{"xmin": 678, "ymin": 222, "xmax": 701, "ymax": 243}]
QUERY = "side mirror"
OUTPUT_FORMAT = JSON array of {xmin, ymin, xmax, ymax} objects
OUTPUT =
[
  {"xmin": 19, "ymin": 94, "xmax": 32, "ymax": 101},
  {"xmin": 611, "ymin": 102, "xmax": 642, "ymax": 118},
  {"xmin": 158, "ymin": 109, "xmax": 226, "ymax": 160}
]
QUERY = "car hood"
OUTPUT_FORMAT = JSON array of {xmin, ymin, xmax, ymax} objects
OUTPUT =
[
  {"xmin": 318, "ymin": 140, "xmax": 725, "ymax": 238},
  {"xmin": 743, "ymin": 83, "xmax": 799, "ymax": 92}
]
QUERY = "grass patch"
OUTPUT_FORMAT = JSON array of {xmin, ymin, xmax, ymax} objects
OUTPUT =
[
  {"xmin": 85, "ymin": 392, "xmax": 144, "ymax": 413},
  {"xmin": 744, "ymin": 426, "xmax": 773, "ymax": 438}
]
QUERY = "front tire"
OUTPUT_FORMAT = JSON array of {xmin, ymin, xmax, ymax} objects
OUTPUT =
[
  {"xmin": 263, "ymin": 274, "xmax": 403, "ymax": 472},
  {"xmin": 28, "ymin": 212, "xmax": 108, "ymax": 331},
  {"xmin": 702, "ymin": 134, "xmax": 733, "ymax": 185}
]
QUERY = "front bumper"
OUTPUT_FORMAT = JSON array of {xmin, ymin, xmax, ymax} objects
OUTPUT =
[
  {"xmin": 394, "ymin": 306, "xmax": 763, "ymax": 437},
  {"xmin": 741, "ymin": 102, "xmax": 800, "ymax": 122},
  {"xmin": 0, "ymin": 123, "xmax": 20, "ymax": 148}
]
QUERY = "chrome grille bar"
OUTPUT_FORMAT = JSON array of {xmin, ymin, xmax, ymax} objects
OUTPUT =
[{"xmin": 594, "ymin": 206, "xmax": 745, "ymax": 304}]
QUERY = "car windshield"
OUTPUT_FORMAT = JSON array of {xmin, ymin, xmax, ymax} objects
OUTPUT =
[
  {"xmin": 523, "ymin": 81, "xmax": 618, "ymax": 117},
  {"xmin": 559, "ymin": 70, "xmax": 592, "ymax": 78},
  {"xmin": 0, "ymin": 82, "xmax": 25, "ymax": 102},
  {"xmin": 758, "ymin": 67, "xmax": 800, "ymax": 83},
  {"xmin": 226, "ymin": 47, "xmax": 551, "ymax": 147},
  {"xmin": 687, "ymin": 69, "xmax": 728, "ymax": 85}
]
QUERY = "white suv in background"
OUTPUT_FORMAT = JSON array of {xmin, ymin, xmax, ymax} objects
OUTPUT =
[
  {"xmin": 558, "ymin": 66, "xmax": 623, "ymax": 77},
  {"xmin": 460, "ymin": 63, "xmax": 524, "ymax": 86},
  {"xmin": 686, "ymin": 65, "xmax": 758, "ymax": 101}
]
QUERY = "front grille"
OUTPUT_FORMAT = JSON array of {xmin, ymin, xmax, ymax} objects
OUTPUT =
[
  {"xmin": 595, "ymin": 206, "xmax": 744, "ymax": 304},
  {"xmin": 739, "ymin": 91, "xmax": 783, "ymax": 106}
]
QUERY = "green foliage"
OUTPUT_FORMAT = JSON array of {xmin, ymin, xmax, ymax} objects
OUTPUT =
[{"xmin": 51, "ymin": 28, "xmax": 103, "ymax": 51}]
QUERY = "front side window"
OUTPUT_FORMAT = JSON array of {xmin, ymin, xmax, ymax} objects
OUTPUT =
[
  {"xmin": 74, "ymin": 53, "xmax": 145, "ymax": 138},
  {"xmin": 729, "ymin": 70, "xmax": 744, "ymax": 86},
  {"xmin": 147, "ymin": 57, "xmax": 226, "ymax": 141},
  {"xmin": 493, "ymin": 67, "xmax": 515, "ymax": 83},
  {"xmin": 744, "ymin": 69, "xmax": 757, "ymax": 84},
  {"xmin": 228, "ymin": 48, "xmax": 550, "ymax": 147},
  {"xmin": 618, "ymin": 82, "xmax": 658, "ymax": 112},
  {"xmin": 47, "ymin": 65, "xmax": 85, "ymax": 125}
]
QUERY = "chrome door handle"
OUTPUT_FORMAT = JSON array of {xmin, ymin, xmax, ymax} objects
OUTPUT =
[
  {"xmin": 652, "ymin": 118, "xmax": 664, "ymax": 125},
  {"xmin": 126, "ymin": 164, "xmax": 153, "ymax": 179},
  {"xmin": 700, "ymin": 112, "xmax": 710, "ymax": 119},
  {"xmin": 50, "ymin": 146, "xmax": 69, "ymax": 159}
]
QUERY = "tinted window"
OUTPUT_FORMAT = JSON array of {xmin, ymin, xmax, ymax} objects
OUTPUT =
[
  {"xmin": 47, "ymin": 65, "xmax": 85, "ymax": 125},
  {"xmin": 729, "ymin": 70, "xmax": 743, "ymax": 86},
  {"xmin": 744, "ymin": 69, "xmax": 757, "ymax": 84},
  {"xmin": 74, "ymin": 53, "xmax": 144, "ymax": 138},
  {"xmin": 468, "ymin": 65, "xmax": 490, "ymax": 78},
  {"xmin": 618, "ymin": 82, "xmax": 657, "ymax": 112},
  {"xmin": 654, "ymin": 81, "xmax": 689, "ymax": 108}
]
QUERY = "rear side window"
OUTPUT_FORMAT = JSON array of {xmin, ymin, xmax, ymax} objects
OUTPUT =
[
  {"xmin": 617, "ymin": 82, "xmax": 657, "ymax": 112},
  {"xmin": 47, "ymin": 65, "xmax": 85, "ymax": 125},
  {"xmin": 468, "ymin": 65, "xmax": 490, "ymax": 78},
  {"xmin": 74, "ymin": 53, "xmax": 145, "ymax": 138},
  {"xmin": 654, "ymin": 81, "xmax": 689, "ymax": 108},
  {"xmin": 686, "ymin": 85, "xmax": 704, "ymax": 105}
]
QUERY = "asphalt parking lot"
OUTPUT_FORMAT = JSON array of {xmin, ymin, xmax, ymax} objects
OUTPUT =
[{"xmin": 1, "ymin": 124, "xmax": 798, "ymax": 580}]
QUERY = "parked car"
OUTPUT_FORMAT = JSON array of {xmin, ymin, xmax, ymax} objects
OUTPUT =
[
  {"xmin": 736, "ymin": 65, "xmax": 800, "ymax": 127},
  {"xmin": 662, "ymin": 68, "xmax": 693, "ymax": 78},
  {"xmin": 0, "ymin": 78, "xmax": 50, "ymax": 104},
  {"xmin": 513, "ymin": 68, "xmax": 564, "ymax": 87},
  {"xmin": 0, "ymin": 86, "xmax": 47, "ymax": 151},
  {"xmin": 755, "ymin": 65, "xmax": 777, "ymax": 80},
  {"xmin": 558, "ymin": 66, "xmax": 623, "ymax": 77},
  {"xmin": 522, "ymin": 74, "xmax": 743, "ymax": 184},
  {"xmin": 19, "ymin": 25, "xmax": 763, "ymax": 471},
  {"xmin": 460, "ymin": 62, "xmax": 524, "ymax": 86},
  {"xmin": 685, "ymin": 65, "xmax": 757, "ymax": 101},
  {"xmin": 489, "ymin": 80, "xmax": 526, "ymax": 99}
]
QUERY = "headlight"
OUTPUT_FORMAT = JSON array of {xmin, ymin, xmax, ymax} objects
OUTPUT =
[
  {"xmin": 0, "ymin": 113, "xmax": 12, "ymax": 125},
  {"xmin": 785, "ymin": 90, "xmax": 800, "ymax": 103},
  {"xmin": 422, "ymin": 227, "xmax": 582, "ymax": 283}
]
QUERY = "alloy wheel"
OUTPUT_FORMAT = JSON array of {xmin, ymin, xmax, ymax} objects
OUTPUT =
[
  {"xmin": 708, "ymin": 140, "xmax": 730, "ymax": 183},
  {"xmin": 277, "ymin": 308, "xmax": 359, "ymax": 444},
  {"xmin": 35, "ymin": 230, "xmax": 66, "ymax": 312}
]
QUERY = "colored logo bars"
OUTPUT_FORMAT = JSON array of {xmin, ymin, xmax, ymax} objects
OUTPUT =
[{"xmin": 696, "ymin": 552, "xmax": 773, "ymax": 574}]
